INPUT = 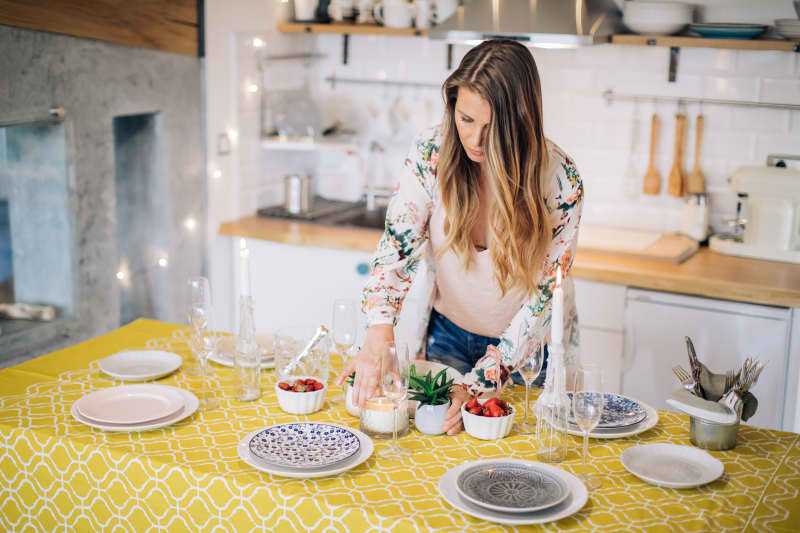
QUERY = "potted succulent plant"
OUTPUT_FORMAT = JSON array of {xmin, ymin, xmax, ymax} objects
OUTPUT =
[{"xmin": 409, "ymin": 365, "xmax": 455, "ymax": 435}]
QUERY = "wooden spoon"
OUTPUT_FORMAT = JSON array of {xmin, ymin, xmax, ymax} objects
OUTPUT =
[
  {"xmin": 687, "ymin": 114, "xmax": 706, "ymax": 194},
  {"xmin": 642, "ymin": 113, "xmax": 661, "ymax": 195},
  {"xmin": 667, "ymin": 114, "xmax": 687, "ymax": 198}
]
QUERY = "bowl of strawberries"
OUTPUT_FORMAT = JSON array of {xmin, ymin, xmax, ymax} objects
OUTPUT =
[
  {"xmin": 275, "ymin": 376, "xmax": 326, "ymax": 415},
  {"xmin": 461, "ymin": 396, "xmax": 515, "ymax": 440}
]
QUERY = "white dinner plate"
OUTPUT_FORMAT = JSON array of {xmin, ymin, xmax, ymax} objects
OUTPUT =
[
  {"xmin": 566, "ymin": 399, "xmax": 659, "ymax": 439},
  {"xmin": 621, "ymin": 443, "xmax": 724, "ymax": 489},
  {"xmin": 237, "ymin": 426, "xmax": 374, "ymax": 479},
  {"xmin": 98, "ymin": 350, "xmax": 182, "ymax": 381},
  {"xmin": 212, "ymin": 335, "xmax": 275, "ymax": 369},
  {"xmin": 71, "ymin": 388, "xmax": 198, "ymax": 432},
  {"xmin": 439, "ymin": 459, "xmax": 588, "ymax": 526},
  {"xmin": 76, "ymin": 384, "xmax": 185, "ymax": 425}
]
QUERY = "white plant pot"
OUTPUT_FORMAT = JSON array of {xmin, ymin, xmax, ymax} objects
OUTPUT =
[
  {"xmin": 414, "ymin": 402, "xmax": 449, "ymax": 435},
  {"xmin": 345, "ymin": 384, "xmax": 361, "ymax": 417}
]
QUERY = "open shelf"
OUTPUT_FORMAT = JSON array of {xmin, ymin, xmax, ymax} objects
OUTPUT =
[
  {"xmin": 611, "ymin": 34, "xmax": 800, "ymax": 52},
  {"xmin": 261, "ymin": 135, "xmax": 359, "ymax": 152},
  {"xmin": 277, "ymin": 22, "xmax": 427, "ymax": 37}
]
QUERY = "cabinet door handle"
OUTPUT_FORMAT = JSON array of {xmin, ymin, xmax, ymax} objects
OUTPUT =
[{"xmin": 356, "ymin": 262, "xmax": 369, "ymax": 276}]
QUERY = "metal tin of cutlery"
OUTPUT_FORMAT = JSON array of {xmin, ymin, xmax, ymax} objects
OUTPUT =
[{"xmin": 690, "ymin": 416, "xmax": 738, "ymax": 451}]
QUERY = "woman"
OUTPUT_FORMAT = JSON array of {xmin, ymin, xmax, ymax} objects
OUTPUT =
[{"xmin": 338, "ymin": 39, "xmax": 583, "ymax": 435}]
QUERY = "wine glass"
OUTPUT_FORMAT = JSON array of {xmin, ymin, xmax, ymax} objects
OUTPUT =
[
  {"xmin": 188, "ymin": 276, "xmax": 219, "ymax": 410},
  {"xmin": 378, "ymin": 341, "xmax": 411, "ymax": 461},
  {"xmin": 571, "ymin": 365, "xmax": 604, "ymax": 490},
  {"xmin": 513, "ymin": 337, "xmax": 544, "ymax": 435},
  {"xmin": 330, "ymin": 299, "xmax": 358, "ymax": 405}
]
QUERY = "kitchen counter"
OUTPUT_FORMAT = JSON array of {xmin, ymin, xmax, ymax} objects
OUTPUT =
[{"xmin": 220, "ymin": 215, "xmax": 800, "ymax": 308}]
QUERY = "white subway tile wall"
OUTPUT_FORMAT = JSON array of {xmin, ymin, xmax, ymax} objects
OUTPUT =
[{"xmin": 235, "ymin": 34, "xmax": 799, "ymax": 234}]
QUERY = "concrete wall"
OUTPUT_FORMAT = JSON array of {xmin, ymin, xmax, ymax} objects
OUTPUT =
[{"xmin": 0, "ymin": 23, "xmax": 206, "ymax": 362}]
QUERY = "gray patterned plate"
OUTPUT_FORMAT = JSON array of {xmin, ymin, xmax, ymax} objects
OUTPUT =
[
  {"xmin": 455, "ymin": 462, "xmax": 570, "ymax": 513},
  {"xmin": 248, "ymin": 423, "xmax": 360, "ymax": 468},
  {"xmin": 569, "ymin": 393, "xmax": 646, "ymax": 429}
]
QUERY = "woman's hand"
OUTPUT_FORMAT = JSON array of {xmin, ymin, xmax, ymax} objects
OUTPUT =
[
  {"xmin": 336, "ymin": 324, "xmax": 394, "ymax": 407},
  {"xmin": 442, "ymin": 385, "xmax": 472, "ymax": 435}
]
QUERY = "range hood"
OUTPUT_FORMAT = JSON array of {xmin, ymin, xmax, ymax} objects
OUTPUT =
[{"xmin": 428, "ymin": 0, "xmax": 623, "ymax": 48}]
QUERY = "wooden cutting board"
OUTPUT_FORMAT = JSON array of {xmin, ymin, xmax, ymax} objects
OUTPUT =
[{"xmin": 578, "ymin": 227, "xmax": 698, "ymax": 264}]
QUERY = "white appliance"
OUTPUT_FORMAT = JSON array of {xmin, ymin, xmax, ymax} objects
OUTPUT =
[
  {"xmin": 622, "ymin": 289, "xmax": 793, "ymax": 430},
  {"xmin": 709, "ymin": 165, "xmax": 800, "ymax": 264}
]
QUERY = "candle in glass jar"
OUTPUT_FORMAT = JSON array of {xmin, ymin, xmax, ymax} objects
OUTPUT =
[
  {"xmin": 551, "ymin": 266, "xmax": 563, "ymax": 346},
  {"xmin": 360, "ymin": 396, "xmax": 409, "ymax": 435},
  {"xmin": 239, "ymin": 238, "xmax": 250, "ymax": 297}
]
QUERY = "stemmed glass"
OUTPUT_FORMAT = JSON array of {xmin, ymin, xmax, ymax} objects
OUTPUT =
[
  {"xmin": 188, "ymin": 276, "xmax": 219, "ymax": 410},
  {"xmin": 330, "ymin": 299, "xmax": 358, "ymax": 405},
  {"xmin": 378, "ymin": 341, "xmax": 411, "ymax": 461},
  {"xmin": 571, "ymin": 365, "xmax": 604, "ymax": 490},
  {"xmin": 513, "ymin": 337, "xmax": 544, "ymax": 435}
]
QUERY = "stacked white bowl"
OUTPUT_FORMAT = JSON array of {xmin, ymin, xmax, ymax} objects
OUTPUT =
[
  {"xmin": 775, "ymin": 19, "xmax": 800, "ymax": 40},
  {"xmin": 623, "ymin": 1, "xmax": 694, "ymax": 36}
]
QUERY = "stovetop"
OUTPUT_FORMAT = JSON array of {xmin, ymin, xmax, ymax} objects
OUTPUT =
[{"xmin": 256, "ymin": 196, "xmax": 361, "ymax": 221}]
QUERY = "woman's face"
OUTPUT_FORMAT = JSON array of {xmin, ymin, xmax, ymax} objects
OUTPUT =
[{"xmin": 454, "ymin": 87, "xmax": 491, "ymax": 164}]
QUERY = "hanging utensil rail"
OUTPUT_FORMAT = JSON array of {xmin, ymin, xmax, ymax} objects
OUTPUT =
[
  {"xmin": 602, "ymin": 89, "xmax": 800, "ymax": 111},
  {"xmin": 324, "ymin": 76, "xmax": 439, "ymax": 90}
]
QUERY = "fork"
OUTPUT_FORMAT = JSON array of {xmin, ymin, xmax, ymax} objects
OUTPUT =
[{"xmin": 672, "ymin": 365, "xmax": 695, "ymax": 391}]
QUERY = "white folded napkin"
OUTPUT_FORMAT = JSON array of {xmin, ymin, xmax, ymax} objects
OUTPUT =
[{"xmin": 667, "ymin": 388, "xmax": 738, "ymax": 425}]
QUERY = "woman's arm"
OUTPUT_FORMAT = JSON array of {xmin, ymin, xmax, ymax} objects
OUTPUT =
[
  {"xmin": 462, "ymin": 152, "xmax": 584, "ymax": 394},
  {"xmin": 337, "ymin": 128, "xmax": 439, "ymax": 405}
]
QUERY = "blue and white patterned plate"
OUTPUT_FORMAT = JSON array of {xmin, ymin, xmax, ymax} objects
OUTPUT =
[
  {"xmin": 568, "ymin": 393, "xmax": 647, "ymax": 429},
  {"xmin": 455, "ymin": 462, "xmax": 570, "ymax": 513},
  {"xmin": 248, "ymin": 423, "xmax": 361, "ymax": 468}
]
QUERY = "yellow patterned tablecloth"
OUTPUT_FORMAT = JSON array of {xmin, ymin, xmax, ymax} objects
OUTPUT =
[{"xmin": 1, "ymin": 319, "xmax": 799, "ymax": 532}]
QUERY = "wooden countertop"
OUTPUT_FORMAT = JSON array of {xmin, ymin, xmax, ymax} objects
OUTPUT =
[{"xmin": 220, "ymin": 216, "xmax": 800, "ymax": 308}]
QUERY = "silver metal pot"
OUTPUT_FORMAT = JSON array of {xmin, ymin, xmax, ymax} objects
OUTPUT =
[
  {"xmin": 690, "ymin": 416, "xmax": 738, "ymax": 451},
  {"xmin": 284, "ymin": 174, "xmax": 313, "ymax": 214}
]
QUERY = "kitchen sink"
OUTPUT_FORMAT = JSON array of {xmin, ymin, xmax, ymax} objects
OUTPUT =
[{"xmin": 318, "ymin": 205, "xmax": 387, "ymax": 231}]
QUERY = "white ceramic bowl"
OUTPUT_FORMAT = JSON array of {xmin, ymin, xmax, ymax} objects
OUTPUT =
[
  {"xmin": 624, "ymin": 17, "xmax": 689, "ymax": 35},
  {"xmin": 461, "ymin": 399, "xmax": 515, "ymax": 440},
  {"xmin": 276, "ymin": 376, "xmax": 326, "ymax": 415}
]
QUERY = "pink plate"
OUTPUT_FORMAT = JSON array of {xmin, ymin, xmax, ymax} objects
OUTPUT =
[{"xmin": 76, "ymin": 384, "xmax": 185, "ymax": 425}]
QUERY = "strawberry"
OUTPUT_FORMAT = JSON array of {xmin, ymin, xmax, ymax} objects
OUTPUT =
[
  {"xmin": 497, "ymin": 399, "xmax": 508, "ymax": 410},
  {"xmin": 484, "ymin": 397, "xmax": 500, "ymax": 408},
  {"xmin": 278, "ymin": 382, "xmax": 290, "ymax": 391},
  {"xmin": 469, "ymin": 406, "xmax": 483, "ymax": 415},
  {"xmin": 313, "ymin": 382, "xmax": 324, "ymax": 391},
  {"xmin": 465, "ymin": 397, "xmax": 479, "ymax": 410},
  {"xmin": 487, "ymin": 404, "xmax": 505, "ymax": 417}
]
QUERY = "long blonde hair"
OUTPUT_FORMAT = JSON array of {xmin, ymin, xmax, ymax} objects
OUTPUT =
[{"xmin": 437, "ymin": 39, "xmax": 551, "ymax": 297}]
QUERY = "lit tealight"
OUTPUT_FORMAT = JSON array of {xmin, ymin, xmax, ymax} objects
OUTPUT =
[
  {"xmin": 116, "ymin": 271, "xmax": 126, "ymax": 280},
  {"xmin": 212, "ymin": 169, "xmax": 222, "ymax": 179},
  {"xmin": 252, "ymin": 37, "xmax": 265, "ymax": 48},
  {"xmin": 247, "ymin": 83, "xmax": 258, "ymax": 93},
  {"xmin": 158, "ymin": 257, "xmax": 168, "ymax": 268},
  {"xmin": 184, "ymin": 217, "xmax": 197, "ymax": 231}
]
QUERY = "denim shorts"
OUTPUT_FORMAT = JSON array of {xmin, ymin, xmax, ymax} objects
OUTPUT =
[{"xmin": 425, "ymin": 309, "xmax": 548, "ymax": 387}]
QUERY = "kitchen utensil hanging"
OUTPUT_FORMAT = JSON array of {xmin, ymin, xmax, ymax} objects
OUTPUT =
[
  {"xmin": 667, "ymin": 113, "xmax": 687, "ymax": 198},
  {"xmin": 687, "ymin": 114, "xmax": 706, "ymax": 194},
  {"xmin": 642, "ymin": 113, "xmax": 661, "ymax": 195}
]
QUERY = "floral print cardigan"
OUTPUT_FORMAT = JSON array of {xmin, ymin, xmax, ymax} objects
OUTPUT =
[{"xmin": 362, "ymin": 126, "xmax": 583, "ymax": 394}]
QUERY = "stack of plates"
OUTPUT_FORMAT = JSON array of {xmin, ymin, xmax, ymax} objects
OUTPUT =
[
  {"xmin": 71, "ymin": 384, "xmax": 198, "ymax": 431},
  {"xmin": 98, "ymin": 350, "xmax": 182, "ymax": 381},
  {"xmin": 439, "ymin": 459, "xmax": 588, "ymax": 525},
  {"xmin": 212, "ymin": 334, "xmax": 275, "ymax": 369},
  {"xmin": 567, "ymin": 393, "xmax": 658, "ymax": 439},
  {"xmin": 775, "ymin": 19, "xmax": 800, "ymax": 40},
  {"xmin": 237, "ymin": 422, "xmax": 374, "ymax": 478},
  {"xmin": 689, "ymin": 23, "xmax": 767, "ymax": 39}
]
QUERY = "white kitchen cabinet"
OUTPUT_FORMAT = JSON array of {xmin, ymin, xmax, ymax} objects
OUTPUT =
[
  {"xmin": 623, "ymin": 289, "xmax": 794, "ymax": 431},
  {"xmin": 233, "ymin": 239, "xmax": 373, "ymax": 333},
  {"xmin": 573, "ymin": 279, "xmax": 625, "ymax": 393}
]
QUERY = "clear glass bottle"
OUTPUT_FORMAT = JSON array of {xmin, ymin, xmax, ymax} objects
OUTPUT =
[
  {"xmin": 234, "ymin": 295, "xmax": 261, "ymax": 401},
  {"xmin": 536, "ymin": 343, "xmax": 569, "ymax": 463}
]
